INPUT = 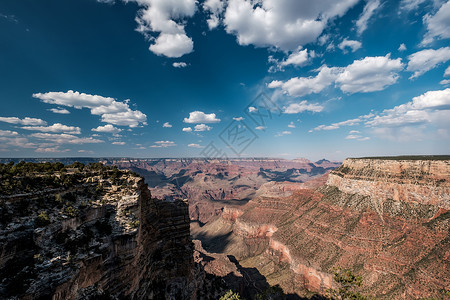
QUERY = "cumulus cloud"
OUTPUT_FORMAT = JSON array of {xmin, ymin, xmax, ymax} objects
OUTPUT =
[
  {"xmin": 345, "ymin": 132, "xmax": 370, "ymax": 141},
  {"xmin": 255, "ymin": 126, "xmax": 266, "ymax": 130},
  {"xmin": 173, "ymin": 62, "xmax": 188, "ymax": 68},
  {"xmin": 406, "ymin": 47, "xmax": 450, "ymax": 79},
  {"xmin": 283, "ymin": 101, "xmax": 324, "ymax": 114},
  {"xmin": 270, "ymin": 54, "xmax": 403, "ymax": 95},
  {"xmin": 355, "ymin": 0, "xmax": 381, "ymax": 35},
  {"xmin": 30, "ymin": 133, "xmax": 104, "ymax": 144},
  {"xmin": 182, "ymin": 127, "xmax": 193, "ymax": 132},
  {"xmin": 0, "ymin": 137, "xmax": 36, "ymax": 148},
  {"xmin": 150, "ymin": 140, "xmax": 176, "ymax": 147},
  {"xmin": 92, "ymin": 124, "xmax": 122, "ymax": 133},
  {"xmin": 398, "ymin": 43, "xmax": 407, "ymax": 51},
  {"xmin": 33, "ymin": 90, "xmax": 147, "ymax": 127},
  {"xmin": 335, "ymin": 54, "xmax": 404, "ymax": 93},
  {"xmin": 21, "ymin": 123, "xmax": 81, "ymax": 134},
  {"xmin": 184, "ymin": 111, "xmax": 220, "ymax": 123},
  {"xmin": 281, "ymin": 49, "xmax": 313, "ymax": 67},
  {"xmin": 233, "ymin": 117, "xmax": 244, "ymax": 121},
  {"xmin": 223, "ymin": 0, "xmax": 359, "ymax": 51},
  {"xmin": 445, "ymin": 66, "xmax": 450, "ymax": 76},
  {"xmin": 203, "ymin": 0, "xmax": 225, "ymax": 29},
  {"xmin": 0, "ymin": 130, "xmax": 19, "ymax": 136},
  {"xmin": 312, "ymin": 117, "xmax": 364, "ymax": 131},
  {"xmin": 188, "ymin": 143, "xmax": 204, "ymax": 148},
  {"xmin": 248, "ymin": 106, "xmax": 257, "ymax": 112},
  {"xmin": 194, "ymin": 124, "xmax": 212, "ymax": 131},
  {"xmin": 441, "ymin": 79, "xmax": 450, "ymax": 85},
  {"xmin": 313, "ymin": 88, "xmax": 450, "ymax": 138},
  {"xmin": 163, "ymin": 122, "xmax": 172, "ymax": 127},
  {"xmin": 338, "ymin": 38, "xmax": 362, "ymax": 53},
  {"xmin": 288, "ymin": 122, "xmax": 296, "ymax": 128},
  {"xmin": 0, "ymin": 117, "xmax": 46, "ymax": 126},
  {"xmin": 269, "ymin": 65, "xmax": 338, "ymax": 97},
  {"xmin": 422, "ymin": 1, "xmax": 450, "ymax": 45},
  {"xmin": 112, "ymin": 141, "xmax": 126, "ymax": 145},
  {"xmin": 48, "ymin": 108, "xmax": 70, "ymax": 114},
  {"xmin": 131, "ymin": 0, "xmax": 196, "ymax": 57}
]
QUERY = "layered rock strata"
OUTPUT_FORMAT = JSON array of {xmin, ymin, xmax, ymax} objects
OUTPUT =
[{"xmin": 0, "ymin": 169, "xmax": 195, "ymax": 299}]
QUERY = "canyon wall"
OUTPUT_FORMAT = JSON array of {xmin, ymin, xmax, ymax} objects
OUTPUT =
[
  {"xmin": 0, "ymin": 168, "xmax": 196, "ymax": 299},
  {"xmin": 192, "ymin": 157, "xmax": 450, "ymax": 299}
]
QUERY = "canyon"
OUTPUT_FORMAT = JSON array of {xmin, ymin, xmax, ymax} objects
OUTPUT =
[
  {"xmin": 190, "ymin": 157, "xmax": 450, "ymax": 299},
  {"xmin": 0, "ymin": 156, "xmax": 449, "ymax": 299}
]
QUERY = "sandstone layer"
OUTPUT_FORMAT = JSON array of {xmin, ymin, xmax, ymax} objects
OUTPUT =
[{"xmin": 192, "ymin": 157, "xmax": 450, "ymax": 299}]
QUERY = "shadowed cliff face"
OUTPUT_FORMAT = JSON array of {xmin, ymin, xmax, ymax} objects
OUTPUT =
[
  {"xmin": 192, "ymin": 158, "xmax": 450, "ymax": 299},
  {"xmin": 0, "ymin": 167, "xmax": 196, "ymax": 300}
]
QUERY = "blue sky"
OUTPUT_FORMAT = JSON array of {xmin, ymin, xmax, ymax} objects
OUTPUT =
[{"xmin": 0, "ymin": 0, "xmax": 449, "ymax": 160}]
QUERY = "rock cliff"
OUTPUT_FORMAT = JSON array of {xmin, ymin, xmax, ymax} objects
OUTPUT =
[
  {"xmin": 0, "ymin": 164, "xmax": 196, "ymax": 299},
  {"xmin": 192, "ymin": 157, "xmax": 450, "ymax": 299}
]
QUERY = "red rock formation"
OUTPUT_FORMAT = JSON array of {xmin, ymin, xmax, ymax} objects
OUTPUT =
[{"xmin": 193, "ymin": 157, "xmax": 450, "ymax": 299}]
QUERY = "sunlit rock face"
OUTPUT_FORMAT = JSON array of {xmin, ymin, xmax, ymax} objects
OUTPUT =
[
  {"xmin": 192, "ymin": 157, "xmax": 450, "ymax": 299},
  {"xmin": 0, "ymin": 169, "xmax": 196, "ymax": 300}
]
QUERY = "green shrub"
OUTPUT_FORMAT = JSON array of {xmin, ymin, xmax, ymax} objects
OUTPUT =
[
  {"xmin": 219, "ymin": 290, "xmax": 243, "ymax": 300},
  {"xmin": 35, "ymin": 211, "xmax": 50, "ymax": 227}
]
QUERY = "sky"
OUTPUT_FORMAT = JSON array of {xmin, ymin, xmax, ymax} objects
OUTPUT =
[{"xmin": 0, "ymin": 0, "xmax": 449, "ymax": 161}]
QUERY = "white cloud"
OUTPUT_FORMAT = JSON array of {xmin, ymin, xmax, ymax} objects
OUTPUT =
[
  {"xmin": 0, "ymin": 130, "xmax": 18, "ymax": 136},
  {"xmin": 355, "ymin": 0, "xmax": 381, "ymax": 35},
  {"xmin": 184, "ymin": 111, "xmax": 220, "ymax": 123},
  {"xmin": 398, "ymin": 43, "xmax": 407, "ymax": 51},
  {"xmin": 173, "ymin": 62, "xmax": 188, "ymax": 68},
  {"xmin": 255, "ymin": 126, "xmax": 266, "ymax": 130},
  {"xmin": 0, "ymin": 137, "xmax": 36, "ymax": 148},
  {"xmin": 283, "ymin": 101, "xmax": 324, "ymax": 114},
  {"xmin": 223, "ymin": 0, "xmax": 359, "ymax": 51},
  {"xmin": 288, "ymin": 121, "xmax": 296, "ymax": 128},
  {"xmin": 345, "ymin": 133, "xmax": 370, "ymax": 141},
  {"xmin": 35, "ymin": 147, "xmax": 70, "ymax": 153},
  {"xmin": 188, "ymin": 143, "xmax": 204, "ymax": 148},
  {"xmin": 349, "ymin": 130, "xmax": 360, "ymax": 134},
  {"xmin": 203, "ymin": 0, "xmax": 225, "ymax": 29},
  {"xmin": 317, "ymin": 89, "xmax": 450, "ymax": 134},
  {"xmin": 445, "ymin": 66, "xmax": 450, "ymax": 76},
  {"xmin": 112, "ymin": 141, "xmax": 126, "ymax": 145},
  {"xmin": 281, "ymin": 48, "xmax": 313, "ymax": 67},
  {"xmin": 182, "ymin": 127, "xmax": 193, "ymax": 132},
  {"xmin": 101, "ymin": 110, "xmax": 147, "ymax": 127},
  {"xmin": 269, "ymin": 65, "xmax": 338, "ymax": 97},
  {"xmin": 276, "ymin": 130, "xmax": 291, "ymax": 136},
  {"xmin": 48, "ymin": 108, "xmax": 70, "ymax": 114},
  {"xmin": 406, "ymin": 47, "xmax": 450, "ymax": 79},
  {"xmin": 312, "ymin": 117, "xmax": 368, "ymax": 131},
  {"xmin": 0, "ymin": 117, "xmax": 46, "ymax": 126},
  {"xmin": 150, "ymin": 140, "xmax": 176, "ymax": 147},
  {"xmin": 248, "ymin": 106, "xmax": 257, "ymax": 112},
  {"xmin": 30, "ymin": 133, "xmax": 104, "ymax": 144},
  {"xmin": 131, "ymin": 0, "xmax": 196, "ymax": 57},
  {"xmin": 270, "ymin": 54, "xmax": 403, "ymax": 96},
  {"xmin": 92, "ymin": 124, "xmax": 122, "ymax": 133},
  {"xmin": 399, "ymin": 0, "xmax": 427, "ymax": 11},
  {"xmin": 441, "ymin": 79, "xmax": 450, "ymax": 85},
  {"xmin": 22, "ymin": 123, "xmax": 81, "ymax": 134},
  {"xmin": 422, "ymin": 1, "xmax": 450, "ymax": 45},
  {"xmin": 338, "ymin": 38, "xmax": 362, "ymax": 53},
  {"xmin": 194, "ymin": 124, "xmax": 212, "ymax": 131},
  {"xmin": 163, "ymin": 122, "xmax": 172, "ymax": 127},
  {"xmin": 335, "ymin": 54, "xmax": 404, "ymax": 93},
  {"xmin": 233, "ymin": 117, "xmax": 244, "ymax": 121},
  {"xmin": 33, "ymin": 90, "xmax": 147, "ymax": 127}
]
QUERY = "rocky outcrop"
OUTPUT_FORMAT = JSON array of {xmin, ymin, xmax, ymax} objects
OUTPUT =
[
  {"xmin": 328, "ymin": 158, "xmax": 450, "ymax": 209},
  {"xmin": 192, "ymin": 157, "xmax": 450, "ymax": 299},
  {"xmin": 0, "ymin": 168, "xmax": 196, "ymax": 299}
]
